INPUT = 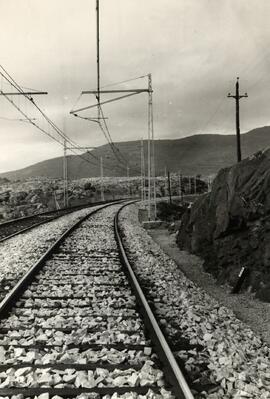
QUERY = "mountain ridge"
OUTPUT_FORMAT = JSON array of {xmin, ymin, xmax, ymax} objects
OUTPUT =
[{"xmin": 1, "ymin": 126, "xmax": 270, "ymax": 180}]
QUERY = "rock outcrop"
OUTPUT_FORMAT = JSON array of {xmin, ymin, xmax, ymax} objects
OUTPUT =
[{"xmin": 177, "ymin": 149, "xmax": 270, "ymax": 301}]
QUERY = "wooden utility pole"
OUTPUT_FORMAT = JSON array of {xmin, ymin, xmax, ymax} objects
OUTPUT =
[
  {"xmin": 63, "ymin": 138, "xmax": 68, "ymax": 208},
  {"xmin": 100, "ymin": 156, "xmax": 104, "ymax": 201},
  {"xmin": 148, "ymin": 74, "xmax": 156, "ymax": 220},
  {"xmin": 147, "ymin": 78, "xmax": 151, "ymax": 219},
  {"xmin": 178, "ymin": 172, "xmax": 181, "ymax": 199},
  {"xmin": 65, "ymin": 145, "xmax": 97, "ymax": 205},
  {"xmin": 167, "ymin": 171, "xmax": 172, "ymax": 204},
  {"xmin": 140, "ymin": 139, "xmax": 145, "ymax": 202},
  {"xmin": 179, "ymin": 172, "xmax": 183, "ymax": 203},
  {"xmin": 228, "ymin": 77, "xmax": 248, "ymax": 162},
  {"xmin": 127, "ymin": 165, "xmax": 130, "ymax": 197},
  {"xmin": 208, "ymin": 177, "xmax": 211, "ymax": 192},
  {"xmin": 96, "ymin": 0, "xmax": 100, "ymax": 114}
]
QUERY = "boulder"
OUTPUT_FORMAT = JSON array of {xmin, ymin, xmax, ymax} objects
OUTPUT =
[
  {"xmin": 9, "ymin": 191, "xmax": 28, "ymax": 204},
  {"xmin": 0, "ymin": 191, "xmax": 10, "ymax": 203}
]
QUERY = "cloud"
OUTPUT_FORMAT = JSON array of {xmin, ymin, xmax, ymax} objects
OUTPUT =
[{"xmin": 1, "ymin": 0, "xmax": 270, "ymax": 172}]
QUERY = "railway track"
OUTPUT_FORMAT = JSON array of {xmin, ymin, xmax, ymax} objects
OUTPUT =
[
  {"xmin": 0, "ymin": 201, "xmax": 193, "ymax": 399},
  {"xmin": 0, "ymin": 200, "xmax": 120, "ymax": 243}
]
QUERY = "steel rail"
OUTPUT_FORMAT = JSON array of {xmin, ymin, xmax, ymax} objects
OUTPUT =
[
  {"xmin": 0, "ymin": 199, "xmax": 122, "ymax": 243},
  {"xmin": 0, "ymin": 219, "xmax": 50, "ymax": 243},
  {"xmin": 0, "ymin": 200, "xmax": 124, "ymax": 319},
  {"xmin": 0, "ymin": 200, "xmax": 108, "ymax": 227},
  {"xmin": 114, "ymin": 202, "xmax": 194, "ymax": 399},
  {"xmin": 0, "ymin": 200, "xmax": 192, "ymax": 398}
]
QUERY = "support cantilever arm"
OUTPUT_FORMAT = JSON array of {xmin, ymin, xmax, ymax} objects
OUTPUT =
[
  {"xmin": 82, "ymin": 89, "xmax": 150, "ymax": 94},
  {"xmin": 70, "ymin": 91, "xmax": 141, "ymax": 114},
  {"xmin": 0, "ymin": 92, "xmax": 48, "ymax": 96}
]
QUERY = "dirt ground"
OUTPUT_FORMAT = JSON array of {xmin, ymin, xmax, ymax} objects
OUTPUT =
[{"xmin": 148, "ymin": 228, "xmax": 270, "ymax": 346}]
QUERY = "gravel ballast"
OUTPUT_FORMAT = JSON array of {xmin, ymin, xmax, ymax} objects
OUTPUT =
[
  {"xmin": 148, "ymin": 229, "xmax": 270, "ymax": 346},
  {"xmin": 0, "ymin": 204, "xmax": 175, "ymax": 399},
  {"xmin": 119, "ymin": 204, "xmax": 270, "ymax": 399},
  {"xmin": 0, "ymin": 204, "xmax": 106, "ymax": 302}
]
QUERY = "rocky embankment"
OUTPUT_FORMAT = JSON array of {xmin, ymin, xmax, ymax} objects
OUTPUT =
[
  {"xmin": 177, "ymin": 149, "xmax": 270, "ymax": 301},
  {"xmin": 0, "ymin": 177, "xmax": 131, "ymax": 221},
  {"xmin": 0, "ymin": 176, "xmax": 207, "ymax": 222}
]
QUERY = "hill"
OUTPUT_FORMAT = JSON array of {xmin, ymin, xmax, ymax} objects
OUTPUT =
[{"xmin": 1, "ymin": 126, "xmax": 270, "ymax": 180}]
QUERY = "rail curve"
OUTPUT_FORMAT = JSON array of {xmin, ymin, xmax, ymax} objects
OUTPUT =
[{"xmin": 0, "ymin": 201, "xmax": 193, "ymax": 399}]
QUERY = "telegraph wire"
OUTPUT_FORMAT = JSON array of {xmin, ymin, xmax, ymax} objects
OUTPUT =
[
  {"xmin": 1, "ymin": 91, "xmax": 64, "ymax": 146},
  {"xmin": 0, "ymin": 68, "xmax": 124, "ymax": 173},
  {"xmin": 98, "ymin": 104, "xmax": 128, "ymax": 165},
  {"xmin": 100, "ymin": 74, "xmax": 148, "ymax": 89},
  {"xmin": 0, "ymin": 67, "xmax": 142, "ymax": 176},
  {"xmin": 97, "ymin": 104, "xmax": 141, "ymax": 174},
  {"xmin": 83, "ymin": 75, "xmax": 149, "ymax": 93},
  {"xmin": 200, "ymin": 96, "xmax": 226, "ymax": 133}
]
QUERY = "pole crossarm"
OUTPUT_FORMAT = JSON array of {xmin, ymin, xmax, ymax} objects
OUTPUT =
[
  {"xmin": 227, "ymin": 94, "xmax": 248, "ymax": 99},
  {"xmin": 0, "ymin": 91, "xmax": 48, "ymax": 96},
  {"xmin": 70, "ymin": 91, "xmax": 143, "ymax": 114}
]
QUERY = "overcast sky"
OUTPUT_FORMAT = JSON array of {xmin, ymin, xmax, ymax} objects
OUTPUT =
[{"xmin": 1, "ymin": 0, "xmax": 270, "ymax": 172}]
